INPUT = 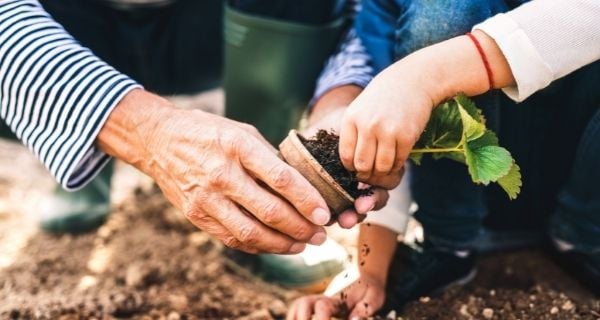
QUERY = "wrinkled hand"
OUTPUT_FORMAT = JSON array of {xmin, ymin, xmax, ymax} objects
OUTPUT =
[
  {"xmin": 286, "ymin": 274, "xmax": 386, "ymax": 320},
  {"xmin": 339, "ymin": 64, "xmax": 434, "ymax": 190},
  {"xmin": 100, "ymin": 90, "xmax": 332, "ymax": 254},
  {"xmin": 305, "ymin": 105, "xmax": 389, "ymax": 229}
]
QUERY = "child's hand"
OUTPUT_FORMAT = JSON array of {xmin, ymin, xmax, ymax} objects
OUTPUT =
[
  {"xmin": 339, "ymin": 65, "xmax": 434, "ymax": 190},
  {"xmin": 286, "ymin": 274, "xmax": 386, "ymax": 320},
  {"xmin": 304, "ymin": 95, "xmax": 391, "ymax": 229}
]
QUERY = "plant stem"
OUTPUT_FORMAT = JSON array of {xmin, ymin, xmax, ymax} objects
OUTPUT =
[{"xmin": 410, "ymin": 147, "xmax": 463, "ymax": 154}]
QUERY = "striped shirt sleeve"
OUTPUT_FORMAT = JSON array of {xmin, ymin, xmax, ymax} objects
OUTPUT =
[
  {"xmin": 0, "ymin": 0, "xmax": 142, "ymax": 190},
  {"xmin": 310, "ymin": 0, "xmax": 374, "ymax": 106}
]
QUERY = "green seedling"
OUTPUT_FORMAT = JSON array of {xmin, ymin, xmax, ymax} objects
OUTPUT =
[{"xmin": 410, "ymin": 94, "xmax": 522, "ymax": 199}]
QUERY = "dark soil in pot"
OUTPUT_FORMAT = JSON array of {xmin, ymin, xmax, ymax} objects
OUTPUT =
[{"xmin": 298, "ymin": 130, "xmax": 371, "ymax": 199}]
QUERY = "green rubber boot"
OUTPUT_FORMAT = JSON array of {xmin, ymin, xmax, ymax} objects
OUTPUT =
[
  {"xmin": 1, "ymin": 121, "xmax": 112, "ymax": 234},
  {"xmin": 223, "ymin": 5, "xmax": 348, "ymax": 291},
  {"xmin": 223, "ymin": 3, "xmax": 346, "ymax": 144},
  {"xmin": 38, "ymin": 161, "xmax": 113, "ymax": 234}
]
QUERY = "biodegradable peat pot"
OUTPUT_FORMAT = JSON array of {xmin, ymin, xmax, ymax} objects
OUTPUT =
[{"xmin": 279, "ymin": 130, "xmax": 354, "ymax": 214}]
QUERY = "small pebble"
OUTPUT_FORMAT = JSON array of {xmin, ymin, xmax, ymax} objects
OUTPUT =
[
  {"xmin": 459, "ymin": 304, "xmax": 471, "ymax": 317},
  {"xmin": 419, "ymin": 296, "xmax": 431, "ymax": 303},
  {"xmin": 515, "ymin": 299, "xmax": 529, "ymax": 310},
  {"xmin": 242, "ymin": 308, "xmax": 273, "ymax": 320},
  {"xmin": 167, "ymin": 311, "xmax": 180, "ymax": 320},
  {"xmin": 168, "ymin": 294, "xmax": 188, "ymax": 311},
  {"xmin": 482, "ymin": 308, "xmax": 494, "ymax": 319},
  {"xmin": 125, "ymin": 264, "xmax": 146, "ymax": 287},
  {"xmin": 561, "ymin": 300, "xmax": 574, "ymax": 311},
  {"xmin": 268, "ymin": 299, "xmax": 287, "ymax": 317},
  {"xmin": 550, "ymin": 306, "xmax": 559, "ymax": 314}
]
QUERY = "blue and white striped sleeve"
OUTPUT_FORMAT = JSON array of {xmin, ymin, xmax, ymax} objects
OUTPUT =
[
  {"xmin": 0, "ymin": 0, "xmax": 142, "ymax": 191},
  {"xmin": 311, "ymin": 29, "xmax": 374, "ymax": 105}
]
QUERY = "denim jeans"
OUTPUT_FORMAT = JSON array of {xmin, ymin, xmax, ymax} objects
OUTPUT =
[{"xmin": 357, "ymin": 0, "xmax": 600, "ymax": 253}]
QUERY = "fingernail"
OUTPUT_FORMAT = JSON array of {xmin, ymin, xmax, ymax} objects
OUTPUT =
[
  {"xmin": 289, "ymin": 243, "xmax": 305, "ymax": 254},
  {"xmin": 365, "ymin": 203, "xmax": 375, "ymax": 213},
  {"xmin": 357, "ymin": 200, "xmax": 375, "ymax": 214},
  {"xmin": 357, "ymin": 182, "xmax": 370, "ymax": 190},
  {"xmin": 309, "ymin": 231, "xmax": 327, "ymax": 245},
  {"xmin": 312, "ymin": 208, "xmax": 330, "ymax": 225}
]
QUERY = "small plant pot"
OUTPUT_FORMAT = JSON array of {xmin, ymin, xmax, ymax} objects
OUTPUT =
[{"xmin": 279, "ymin": 130, "xmax": 354, "ymax": 214}]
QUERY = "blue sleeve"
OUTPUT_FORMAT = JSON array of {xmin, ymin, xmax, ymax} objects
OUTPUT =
[{"xmin": 310, "ymin": 0, "xmax": 375, "ymax": 106}]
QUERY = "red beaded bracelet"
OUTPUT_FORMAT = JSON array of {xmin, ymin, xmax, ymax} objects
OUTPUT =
[{"xmin": 466, "ymin": 32, "xmax": 494, "ymax": 90}]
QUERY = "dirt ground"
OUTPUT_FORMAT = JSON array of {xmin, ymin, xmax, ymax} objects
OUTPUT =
[{"xmin": 0, "ymin": 91, "xmax": 598, "ymax": 319}]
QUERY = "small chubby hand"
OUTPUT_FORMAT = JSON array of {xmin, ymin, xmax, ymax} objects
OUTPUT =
[
  {"xmin": 305, "ymin": 99, "xmax": 390, "ymax": 229},
  {"xmin": 286, "ymin": 274, "xmax": 386, "ymax": 320}
]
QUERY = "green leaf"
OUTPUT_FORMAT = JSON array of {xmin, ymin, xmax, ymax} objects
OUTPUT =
[
  {"xmin": 497, "ymin": 163, "xmax": 522, "ymax": 200},
  {"xmin": 455, "ymin": 93, "xmax": 484, "ymax": 123},
  {"xmin": 433, "ymin": 151, "xmax": 466, "ymax": 163},
  {"xmin": 464, "ymin": 144, "xmax": 513, "ymax": 185},
  {"xmin": 414, "ymin": 101, "xmax": 463, "ymax": 149},
  {"xmin": 409, "ymin": 152, "xmax": 423, "ymax": 165},
  {"xmin": 458, "ymin": 103, "xmax": 486, "ymax": 142},
  {"xmin": 409, "ymin": 95, "xmax": 522, "ymax": 199},
  {"xmin": 469, "ymin": 130, "xmax": 499, "ymax": 149}
]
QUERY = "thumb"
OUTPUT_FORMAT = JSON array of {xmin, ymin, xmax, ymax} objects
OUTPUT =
[{"xmin": 348, "ymin": 288, "xmax": 384, "ymax": 319}]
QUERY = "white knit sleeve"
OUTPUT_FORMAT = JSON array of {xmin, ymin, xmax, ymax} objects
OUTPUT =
[{"xmin": 474, "ymin": 0, "xmax": 600, "ymax": 102}]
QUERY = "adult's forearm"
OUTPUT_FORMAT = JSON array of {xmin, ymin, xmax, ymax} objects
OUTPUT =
[
  {"xmin": 308, "ymin": 85, "xmax": 363, "ymax": 125},
  {"xmin": 0, "ymin": 0, "xmax": 140, "ymax": 190}
]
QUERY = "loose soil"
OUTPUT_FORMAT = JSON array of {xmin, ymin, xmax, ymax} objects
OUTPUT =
[
  {"xmin": 1, "ymin": 137, "xmax": 599, "ymax": 319},
  {"xmin": 299, "ymin": 130, "xmax": 370, "ymax": 199}
]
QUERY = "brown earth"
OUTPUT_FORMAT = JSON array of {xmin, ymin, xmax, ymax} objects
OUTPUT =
[
  {"xmin": 0, "ymin": 89, "xmax": 598, "ymax": 319},
  {"xmin": 1, "ymin": 140, "xmax": 598, "ymax": 320}
]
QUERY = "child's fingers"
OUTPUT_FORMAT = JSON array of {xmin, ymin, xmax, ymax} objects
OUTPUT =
[
  {"xmin": 339, "ymin": 117, "xmax": 358, "ymax": 172},
  {"xmin": 314, "ymin": 298, "xmax": 338, "ymax": 320},
  {"xmin": 337, "ymin": 211, "xmax": 359, "ymax": 229},
  {"xmin": 374, "ymin": 131, "xmax": 397, "ymax": 176},
  {"xmin": 368, "ymin": 188, "xmax": 390, "ymax": 211},
  {"xmin": 364, "ymin": 170, "xmax": 403, "ymax": 190},
  {"xmin": 354, "ymin": 188, "xmax": 389, "ymax": 213},
  {"xmin": 354, "ymin": 134, "xmax": 377, "ymax": 181},
  {"xmin": 349, "ymin": 289, "xmax": 384, "ymax": 319},
  {"xmin": 288, "ymin": 296, "xmax": 317, "ymax": 320},
  {"xmin": 285, "ymin": 301, "xmax": 298, "ymax": 320}
]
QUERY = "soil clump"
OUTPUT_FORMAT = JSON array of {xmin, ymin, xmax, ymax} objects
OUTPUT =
[{"xmin": 299, "ymin": 130, "xmax": 371, "ymax": 199}]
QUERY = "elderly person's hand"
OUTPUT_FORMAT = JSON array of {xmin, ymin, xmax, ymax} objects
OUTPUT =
[
  {"xmin": 306, "ymin": 85, "xmax": 390, "ymax": 229},
  {"xmin": 98, "ymin": 89, "xmax": 331, "ymax": 254}
]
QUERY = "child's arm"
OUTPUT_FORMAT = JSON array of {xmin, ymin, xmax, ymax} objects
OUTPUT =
[
  {"xmin": 340, "ymin": 0, "xmax": 600, "ymax": 188},
  {"xmin": 287, "ymin": 224, "xmax": 399, "ymax": 320},
  {"xmin": 338, "ymin": 30, "xmax": 512, "ymax": 189},
  {"xmin": 348, "ymin": 223, "xmax": 399, "ymax": 317}
]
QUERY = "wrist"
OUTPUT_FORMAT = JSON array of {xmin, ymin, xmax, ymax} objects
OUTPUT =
[
  {"xmin": 387, "ymin": 33, "xmax": 497, "ymax": 108},
  {"xmin": 359, "ymin": 269, "xmax": 387, "ymax": 289},
  {"xmin": 97, "ymin": 89, "xmax": 174, "ymax": 171},
  {"xmin": 309, "ymin": 85, "xmax": 363, "ymax": 125}
]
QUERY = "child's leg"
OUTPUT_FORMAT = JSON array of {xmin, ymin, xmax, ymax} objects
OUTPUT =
[
  {"xmin": 549, "ymin": 107, "xmax": 600, "ymax": 254},
  {"xmin": 392, "ymin": 0, "xmax": 509, "ymax": 61},
  {"xmin": 391, "ymin": 0, "xmax": 510, "ymax": 251}
]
